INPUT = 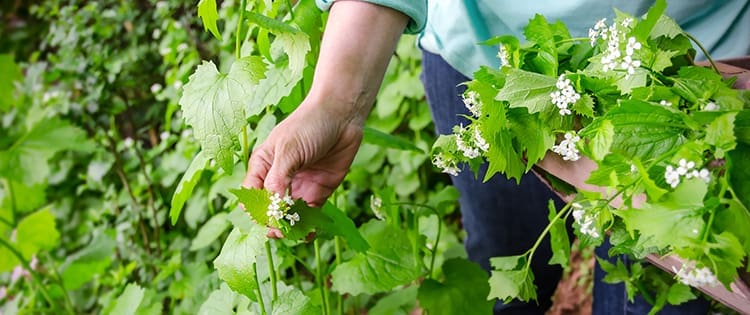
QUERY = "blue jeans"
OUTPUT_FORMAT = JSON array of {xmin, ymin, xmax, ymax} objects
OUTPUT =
[{"xmin": 420, "ymin": 50, "xmax": 710, "ymax": 315}]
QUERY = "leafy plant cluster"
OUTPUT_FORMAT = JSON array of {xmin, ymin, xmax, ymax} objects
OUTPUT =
[
  {"xmin": 0, "ymin": 0, "xmax": 487, "ymax": 314},
  {"xmin": 431, "ymin": 0, "xmax": 750, "ymax": 312}
]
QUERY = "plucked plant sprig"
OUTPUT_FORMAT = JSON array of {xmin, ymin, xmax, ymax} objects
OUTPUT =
[{"xmin": 431, "ymin": 0, "xmax": 750, "ymax": 311}]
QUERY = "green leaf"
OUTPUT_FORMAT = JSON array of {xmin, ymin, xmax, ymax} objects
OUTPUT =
[
  {"xmin": 271, "ymin": 286, "xmax": 320, "ymax": 315},
  {"xmin": 369, "ymin": 286, "xmax": 418, "ymax": 315},
  {"xmin": 483, "ymin": 130, "xmax": 525, "ymax": 183},
  {"xmin": 3, "ymin": 181, "xmax": 46, "ymax": 214},
  {"xmin": 245, "ymin": 11, "xmax": 300, "ymax": 35},
  {"xmin": 728, "ymin": 143, "xmax": 750, "ymax": 211},
  {"xmin": 715, "ymin": 199, "xmax": 750, "ymax": 254},
  {"xmin": 190, "ymin": 213, "xmax": 230, "ymax": 251},
  {"xmin": 496, "ymin": 68, "xmax": 557, "ymax": 114},
  {"xmin": 61, "ymin": 232, "xmax": 115, "ymax": 290},
  {"xmin": 666, "ymin": 283, "xmax": 695, "ymax": 305},
  {"xmin": 732, "ymin": 110, "xmax": 750, "ymax": 145},
  {"xmin": 603, "ymin": 100, "xmax": 686, "ymax": 161},
  {"xmin": 487, "ymin": 254, "xmax": 536, "ymax": 303},
  {"xmin": 198, "ymin": 283, "xmax": 246, "ymax": 315},
  {"xmin": 651, "ymin": 15, "xmax": 684, "ymax": 39},
  {"xmin": 245, "ymin": 61, "xmax": 302, "ymax": 113},
  {"xmin": 362, "ymin": 126, "xmax": 423, "ymax": 153},
  {"xmin": 572, "ymin": 93, "xmax": 595, "ymax": 118},
  {"xmin": 633, "ymin": 0, "xmax": 666, "ymax": 42},
  {"xmin": 111, "ymin": 283, "xmax": 145, "ymax": 315},
  {"xmin": 417, "ymin": 258, "xmax": 493, "ymax": 315},
  {"xmin": 0, "ymin": 54, "xmax": 22, "ymax": 112},
  {"xmin": 704, "ymin": 112, "xmax": 736, "ymax": 159},
  {"xmin": 179, "ymin": 58, "xmax": 267, "ymax": 173},
  {"xmin": 547, "ymin": 201, "xmax": 571, "ymax": 267},
  {"xmin": 508, "ymin": 109, "xmax": 554, "ymax": 170},
  {"xmin": 171, "ymin": 151, "xmax": 208, "ymax": 224},
  {"xmin": 197, "ymin": 0, "xmax": 222, "ymax": 41},
  {"xmin": 580, "ymin": 118, "xmax": 614, "ymax": 161},
  {"xmin": 632, "ymin": 159, "xmax": 668, "ymax": 201},
  {"xmin": 275, "ymin": 32, "xmax": 310, "ymax": 78},
  {"xmin": 317, "ymin": 203, "xmax": 369, "ymax": 252},
  {"xmin": 0, "ymin": 118, "xmax": 92, "ymax": 185},
  {"xmin": 706, "ymin": 232, "xmax": 745, "ymax": 286},
  {"xmin": 16, "ymin": 208, "xmax": 60, "ymax": 259},
  {"xmin": 617, "ymin": 178, "xmax": 707, "ymax": 251},
  {"xmin": 524, "ymin": 15, "xmax": 557, "ymax": 76},
  {"xmin": 213, "ymin": 225, "xmax": 267, "ymax": 299},
  {"xmin": 331, "ymin": 220, "xmax": 419, "ymax": 295}
]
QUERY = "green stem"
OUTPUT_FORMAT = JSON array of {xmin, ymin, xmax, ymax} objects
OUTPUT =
[
  {"xmin": 702, "ymin": 177, "xmax": 726, "ymax": 242},
  {"xmin": 242, "ymin": 125, "xmax": 250, "ymax": 169},
  {"xmin": 525, "ymin": 202, "xmax": 572, "ymax": 270},
  {"xmin": 385, "ymin": 202, "xmax": 443, "ymax": 279},
  {"xmin": 0, "ymin": 238, "xmax": 60, "ymax": 313},
  {"xmin": 2, "ymin": 179, "xmax": 16, "ymax": 225},
  {"xmin": 285, "ymin": 0, "xmax": 296, "ymax": 21},
  {"xmin": 334, "ymin": 236, "xmax": 344, "ymax": 315},
  {"xmin": 314, "ymin": 239, "xmax": 330, "ymax": 315},
  {"xmin": 684, "ymin": 31, "xmax": 720, "ymax": 74},
  {"xmin": 235, "ymin": 0, "xmax": 248, "ymax": 60},
  {"xmin": 265, "ymin": 241, "xmax": 278, "ymax": 302},
  {"xmin": 253, "ymin": 263, "xmax": 268, "ymax": 315},
  {"xmin": 555, "ymin": 37, "xmax": 589, "ymax": 45},
  {"xmin": 44, "ymin": 253, "xmax": 76, "ymax": 315}
]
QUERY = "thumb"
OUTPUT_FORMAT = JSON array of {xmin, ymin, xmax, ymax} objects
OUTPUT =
[{"xmin": 263, "ymin": 148, "xmax": 298, "ymax": 195}]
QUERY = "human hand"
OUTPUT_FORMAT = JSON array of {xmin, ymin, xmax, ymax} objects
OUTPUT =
[{"xmin": 242, "ymin": 101, "xmax": 363, "ymax": 207}]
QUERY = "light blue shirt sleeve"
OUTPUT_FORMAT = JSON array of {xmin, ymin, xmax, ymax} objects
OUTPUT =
[{"xmin": 315, "ymin": 0, "xmax": 427, "ymax": 34}]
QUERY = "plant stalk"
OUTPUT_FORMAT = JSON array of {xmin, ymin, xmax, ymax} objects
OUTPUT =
[{"xmin": 265, "ymin": 240, "xmax": 278, "ymax": 301}]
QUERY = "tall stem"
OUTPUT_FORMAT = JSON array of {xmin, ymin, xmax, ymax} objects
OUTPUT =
[
  {"xmin": 684, "ymin": 31, "xmax": 720, "ymax": 74},
  {"xmin": 235, "ymin": 0, "xmax": 247, "ymax": 60},
  {"xmin": 265, "ymin": 240, "xmax": 278, "ymax": 301},
  {"xmin": 253, "ymin": 263, "xmax": 268, "ymax": 315},
  {"xmin": 334, "ymin": 236, "xmax": 344, "ymax": 315},
  {"xmin": 314, "ymin": 239, "xmax": 330, "ymax": 315}
]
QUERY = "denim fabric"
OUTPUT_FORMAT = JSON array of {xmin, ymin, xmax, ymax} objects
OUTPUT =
[{"xmin": 420, "ymin": 50, "xmax": 710, "ymax": 315}]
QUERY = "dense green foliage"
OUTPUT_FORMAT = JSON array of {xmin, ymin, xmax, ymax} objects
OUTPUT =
[{"xmin": 0, "ymin": 1, "xmax": 473, "ymax": 314}]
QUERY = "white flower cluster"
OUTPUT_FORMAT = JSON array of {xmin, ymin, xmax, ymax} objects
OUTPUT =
[
  {"xmin": 589, "ymin": 18, "xmax": 642, "ymax": 76},
  {"xmin": 551, "ymin": 131, "xmax": 581, "ymax": 161},
  {"xmin": 455, "ymin": 124, "xmax": 490, "ymax": 159},
  {"xmin": 572, "ymin": 203, "xmax": 601, "ymax": 238},
  {"xmin": 462, "ymin": 91, "xmax": 482, "ymax": 117},
  {"xmin": 370, "ymin": 196, "xmax": 385, "ymax": 220},
  {"xmin": 497, "ymin": 44, "xmax": 510, "ymax": 67},
  {"xmin": 550, "ymin": 75, "xmax": 581, "ymax": 116},
  {"xmin": 432, "ymin": 152, "xmax": 461, "ymax": 176},
  {"xmin": 671, "ymin": 260, "xmax": 719, "ymax": 288},
  {"xmin": 267, "ymin": 192, "xmax": 300, "ymax": 226},
  {"xmin": 664, "ymin": 159, "xmax": 710, "ymax": 188}
]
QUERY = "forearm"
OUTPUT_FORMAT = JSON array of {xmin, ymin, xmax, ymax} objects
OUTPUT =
[{"xmin": 303, "ymin": 0, "xmax": 409, "ymax": 126}]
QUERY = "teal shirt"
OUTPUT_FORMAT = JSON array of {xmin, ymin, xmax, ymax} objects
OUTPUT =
[{"xmin": 318, "ymin": 0, "xmax": 750, "ymax": 78}]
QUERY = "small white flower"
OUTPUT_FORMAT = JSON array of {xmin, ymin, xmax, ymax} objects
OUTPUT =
[
  {"xmin": 370, "ymin": 196, "xmax": 385, "ymax": 220},
  {"xmin": 462, "ymin": 91, "xmax": 481, "ymax": 117},
  {"xmin": 156, "ymin": 1, "xmax": 168, "ymax": 10},
  {"xmin": 672, "ymin": 260, "xmax": 719, "ymax": 288},
  {"xmin": 173, "ymin": 80, "xmax": 183, "ymax": 90},
  {"xmin": 630, "ymin": 164, "xmax": 638, "ymax": 173},
  {"xmin": 283, "ymin": 195, "xmax": 294, "ymax": 206},
  {"xmin": 659, "ymin": 100, "xmax": 672, "ymax": 107},
  {"xmin": 159, "ymin": 47, "xmax": 171, "ymax": 56},
  {"xmin": 285, "ymin": 212, "xmax": 300, "ymax": 226},
  {"xmin": 473, "ymin": 127, "xmax": 489, "ymax": 153},
  {"xmin": 123, "ymin": 137, "xmax": 134, "ymax": 148},
  {"xmin": 432, "ymin": 152, "xmax": 461, "ymax": 176},
  {"xmin": 177, "ymin": 43, "xmax": 189, "ymax": 52},
  {"xmin": 571, "ymin": 204, "xmax": 600, "ymax": 238},
  {"xmin": 152, "ymin": 28, "xmax": 161, "ymax": 39},
  {"xmin": 665, "ymin": 165, "xmax": 681, "ymax": 188},
  {"xmin": 551, "ymin": 131, "xmax": 581, "ymax": 161},
  {"xmin": 550, "ymin": 75, "xmax": 580, "ymax": 116},
  {"xmin": 703, "ymin": 102, "xmax": 719, "ymax": 111},
  {"xmin": 160, "ymin": 131, "xmax": 170, "ymax": 141},
  {"xmin": 497, "ymin": 44, "xmax": 510, "ymax": 67},
  {"xmin": 625, "ymin": 37, "xmax": 642, "ymax": 56},
  {"xmin": 621, "ymin": 17, "xmax": 634, "ymax": 28},
  {"xmin": 151, "ymin": 83, "xmax": 162, "ymax": 93}
]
